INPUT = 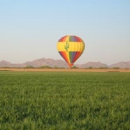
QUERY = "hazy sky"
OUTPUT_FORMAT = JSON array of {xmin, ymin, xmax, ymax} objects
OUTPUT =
[{"xmin": 0, "ymin": 0, "xmax": 130, "ymax": 65}]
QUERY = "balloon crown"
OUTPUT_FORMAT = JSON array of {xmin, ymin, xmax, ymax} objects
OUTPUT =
[{"xmin": 58, "ymin": 35, "xmax": 83, "ymax": 42}]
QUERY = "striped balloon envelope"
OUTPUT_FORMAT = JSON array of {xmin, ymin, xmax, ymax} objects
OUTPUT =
[{"xmin": 57, "ymin": 35, "xmax": 85, "ymax": 67}]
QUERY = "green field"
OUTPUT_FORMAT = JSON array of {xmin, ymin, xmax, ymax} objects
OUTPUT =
[{"xmin": 0, "ymin": 71, "xmax": 130, "ymax": 130}]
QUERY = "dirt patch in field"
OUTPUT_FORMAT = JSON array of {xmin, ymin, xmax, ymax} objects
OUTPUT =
[{"xmin": 0, "ymin": 68, "xmax": 130, "ymax": 72}]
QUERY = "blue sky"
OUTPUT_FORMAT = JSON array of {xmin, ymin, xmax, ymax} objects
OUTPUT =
[{"xmin": 0, "ymin": 0, "xmax": 130, "ymax": 65}]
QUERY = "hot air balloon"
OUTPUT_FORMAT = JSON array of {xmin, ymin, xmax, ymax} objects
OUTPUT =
[{"xmin": 57, "ymin": 35, "xmax": 85, "ymax": 67}]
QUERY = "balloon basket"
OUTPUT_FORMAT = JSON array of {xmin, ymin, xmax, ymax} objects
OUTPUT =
[{"xmin": 68, "ymin": 63, "xmax": 73, "ymax": 69}]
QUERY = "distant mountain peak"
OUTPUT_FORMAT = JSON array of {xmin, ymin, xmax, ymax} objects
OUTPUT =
[
  {"xmin": 0, "ymin": 60, "xmax": 10, "ymax": 63},
  {"xmin": 110, "ymin": 61, "xmax": 130, "ymax": 68}
]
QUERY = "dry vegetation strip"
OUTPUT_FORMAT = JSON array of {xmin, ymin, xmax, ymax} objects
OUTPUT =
[{"xmin": 0, "ymin": 68, "xmax": 130, "ymax": 72}]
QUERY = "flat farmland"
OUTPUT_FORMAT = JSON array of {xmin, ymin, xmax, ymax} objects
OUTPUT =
[{"xmin": 0, "ymin": 71, "xmax": 130, "ymax": 129}]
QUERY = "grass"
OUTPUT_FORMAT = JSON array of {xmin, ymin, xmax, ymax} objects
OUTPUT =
[{"xmin": 0, "ymin": 71, "xmax": 130, "ymax": 130}]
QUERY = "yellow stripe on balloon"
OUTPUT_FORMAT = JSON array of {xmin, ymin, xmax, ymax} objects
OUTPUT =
[
  {"xmin": 57, "ymin": 42, "xmax": 85, "ymax": 52},
  {"xmin": 66, "ymin": 52, "xmax": 70, "ymax": 63}
]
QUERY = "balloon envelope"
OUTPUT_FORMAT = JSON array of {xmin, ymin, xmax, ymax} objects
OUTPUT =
[{"xmin": 57, "ymin": 35, "xmax": 85, "ymax": 67}]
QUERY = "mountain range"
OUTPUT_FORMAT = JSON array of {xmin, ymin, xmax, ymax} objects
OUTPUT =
[{"xmin": 0, "ymin": 58, "xmax": 130, "ymax": 68}]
